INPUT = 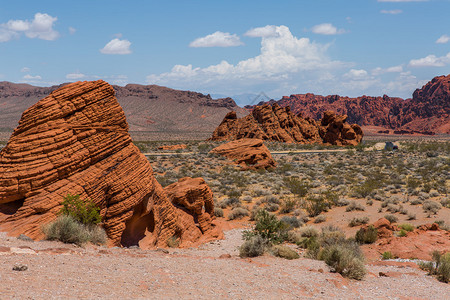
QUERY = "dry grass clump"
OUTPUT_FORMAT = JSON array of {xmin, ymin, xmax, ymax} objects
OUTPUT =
[
  {"xmin": 228, "ymin": 207, "xmax": 249, "ymax": 220},
  {"xmin": 239, "ymin": 235, "xmax": 267, "ymax": 258},
  {"xmin": 345, "ymin": 201, "xmax": 365, "ymax": 212},
  {"xmin": 43, "ymin": 215, "xmax": 106, "ymax": 246},
  {"xmin": 270, "ymin": 245, "xmax": 299, "ymax": 260},
  {"xmin": 348, "ymin": 216, "xmax": 369, "ymax": 227},
  {"xmin": 419, "ymin": 251, "xmax": 450, "ymax": 283}
]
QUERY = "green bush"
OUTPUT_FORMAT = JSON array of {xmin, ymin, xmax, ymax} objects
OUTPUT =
[
  {"xmin": 283, "ymin": 177, "xmax": 309, "ymax": 197},
  {"xmin": 399, "ymin": 223, "xmax": 415, "ymax": 232},
  {"xmin": 252, "ymin": 209, "xmax": 289, "ymax": 244},
  {"xmin": 60, "ymin": 194, "xmax": 101, "ymax": 225},
  {"xmin": 239, "ymin": 235, "xmax": 267, "ymax": 258},
  {"xmin": 271, "ymin": 245, "xmax": 299, "ymax": 260},
  {"xmin": 304, "ymin": 195, "xmax": 329, "ymax": 217},
  {"xmin": 43, "ymin": 215, "xmax": 106, "ymax": 246},
  {"xmin": 382, "ymin": 251, "xmax": 394, "ymax": 260},
  {"xmin": 355, "ymin": 225, "xmax": 378, "ymax": 244},
  {"xmin": 320, "ymin": 243, "xmax": 366, "ymax": 280},
  {"xmin": 419, "ymin": 251, "xmax": 450, "ymax": 283}
]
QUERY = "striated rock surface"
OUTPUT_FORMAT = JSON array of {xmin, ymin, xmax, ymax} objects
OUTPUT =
[
  {"xmin": 210, "ymin": 138, "xmax": 276, "ymax": 170},
  {"xmin": 0, "ymin": 80, "xmax": 222, "ymax": 248},
  {"xmin": 210, "ymin": 103, "xmax": 363, "ymax": 146},
  {"xmin": 245, "ymin": 74, "xmax": 450, "ymax": 134}
]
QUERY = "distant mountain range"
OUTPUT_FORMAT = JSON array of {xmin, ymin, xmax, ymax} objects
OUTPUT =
[
  {"xmin": 245, "ymin": 75, "xmax": 450, "ymax": 134},
  {"xmin": 1, "ymin": 74, "xmax": 448, "ymax": 140},
  {"xmin": 0, "ymin": 82, "xmax": 248, "ymax": 140}
]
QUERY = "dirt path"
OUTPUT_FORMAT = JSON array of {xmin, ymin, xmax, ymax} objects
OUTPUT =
[{"xmin": 1, "ymin": 230, "xmax": 449, "ymax": 299}]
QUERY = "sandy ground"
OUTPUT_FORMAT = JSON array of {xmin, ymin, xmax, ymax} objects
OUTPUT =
[{"xmin": 1, "ymin": 230, "xmax": 449, "ymax": 300}]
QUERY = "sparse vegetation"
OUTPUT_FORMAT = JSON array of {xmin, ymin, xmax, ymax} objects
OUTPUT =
[
  {"xmin": 355, "ymin": 225, "xmax": 378, "ymax": 244},
  {"xmin": 419, "ymin": 251, "xmax": 450, "ymax": 283}
]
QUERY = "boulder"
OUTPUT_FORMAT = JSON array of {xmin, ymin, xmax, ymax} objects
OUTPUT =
[
  {"xmin": 209, "ymin": 138, "xmax": 277, "ymax": 170},
  {"xmin": 0, "ymin": 80, "xmax": 222, "ymax": 248},
  {"xmin": 210, "ymin": 103, "xmax": 363, "ymax": 146}
]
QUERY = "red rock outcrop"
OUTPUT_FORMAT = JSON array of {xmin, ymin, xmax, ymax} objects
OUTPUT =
[
  {"xmin": 362, "ymin": 219, "xmax": 450, "ymax": 261},
  {"xmin": 245, "ymin": 74, "xmax": 450, "ymax": 134},
  {"xmin": 0, "ymin": 80, "xmax": 222, "ymax": 248},
  {"xmin": 157, "ymin": 144, "xmax": 187, "ymax": 151},
  {"xmin": 210, "ymin": 104, "xmax": 363, "ymax": 146},
  {"xmin": 210, "ymin": 138, "xmax": 277, "ymax": 170}
]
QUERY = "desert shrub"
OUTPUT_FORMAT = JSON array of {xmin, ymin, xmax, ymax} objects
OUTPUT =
[
  {"xmin": 407, "ymin": 213, "xmax": 417, "ymax": 220},
  {"xmin": 384, "ymin": 214, "xmax": 398, "ymax": 224},
  {"xmin": 346, "ymin": 201, "xmax": 365, "ymax": 212},
  {"xmin": 280, "ymin": 216, "xmax": 303, "ymax": 229},
  {"xmin": 423, "ymin": 200, "xmax": 442, "ymax": 215},
  {"xmin": 320, "ymin": 243, "xmax": 366, "ymax": 280},
  {"xmin": 298, "ymin": 226, "xmax": 319, "ymax": 238},
  {"xmin": 198, "ymin": 143, "xmax": 213, "ymax": 153},
  {"xmin": 335, "ymin": 198, "xmax": 350, "ymax": 207},
  {"xmin": 241, "ymin": 195, "xmax": 253, "ymax": 203},
  {"xmin": 314, "ymin": 215, "xmax": 326, "ymax": 223},
  {"xmin": 250, "ymin": 210, "xmax": 289, "ymax": 244},
  {"xmin": 304, "ymin": 195, "xmax": 329, "ymax": 217},
  {"xmin": 60, "ymin": 194, "xmax": 101, "ymax": 225},
  {"xmin": 265, "ymin": 202, "xmax": 279, "ymax": 212},
  {"xmin": 382, "ymin": 251, "xmax": 394, "ymax": 260},
  {"xmin": 348, "ymin": 216, "xmax": 369, "ymax": 227},
  {"xmin": 440, "ymin": 198, "xmax": 450, "ymax": 208},
  {"xmin": 227, "ymin": 188, "xmax": 242, "ymax": 198},
  {"xmin": 399, "ymin": 223, "xmax": 415, "ymax": 232},
  {"xmin": 419, "ymin": 251, "xmax": 450, "ymax": 283},
  {"xmin": 283, "ymin": 177, "xmax": 309, "ymax": 197},
  {"xmin": 397, "ymin": 229, "xmax": 407, "ymax": 237},
  {"xmin": 228, "ymin": 207, "xmax": 249, "ymax": 220},
  {"xmin": 355, "ymin": 225, "xmax": 378, "ymax": 244},
  {"xmin": 239, "ymin": 235, "xmax": 267, "ymax": 258},
  {"xmin": 366, "ymin": 199, "xmax": 373, "ymax": 206},
  {"xmin": 43, "ymin": 215, "xmax": 106, "ymax": 246},
  {"xmin": 214, "ymin": 207, "xmax": 224, "ymax": 218},
  {"xmin": 271, "ymin": 245, "xmax": 299, "ymax": 260},
  {"xmin": 279, "ymin": 198, "xmax": 297, "ymax": 213}
]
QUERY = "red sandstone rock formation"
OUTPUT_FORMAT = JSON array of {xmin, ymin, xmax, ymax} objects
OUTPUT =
[
  {"xmin": 362, "ymin": 219, "xmax": 450, "ymax": 261},
  {"xmin": 245, "ymin": 74, "xmax": 450, "ymax": 134},
  {"xmin": 210, "ymin": 104, "xmax": 363, "ymax": 146},
  {"xmin": 0, "ymin": 80, "xmax": 222, "ymax": 248},
  {"xmin": 157, "ymin": 144, "xmax": 187, "ymax": 151},
  {"xmin": 210, "ymin": 138, "xmax": 277, "ymax": 170}
]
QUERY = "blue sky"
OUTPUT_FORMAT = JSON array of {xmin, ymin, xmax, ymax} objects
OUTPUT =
[{"xmin": 1, "ymin": 0, "xmax": 449, "ymax": 104}]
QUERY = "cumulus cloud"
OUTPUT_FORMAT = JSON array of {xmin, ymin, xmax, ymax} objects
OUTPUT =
[
  {"xmin": 21, "ymin": 67, "xmax": 31, "ymax": 73},
  {"xmin": 69, "ymin": 27, "xmax": 76, "ymax": 35},
  {"xmin": 0, "ymin": 13, "xmax": 59, "ymax": 42},
  {"xmin": 344, "ymin": 69, "xmax": 369, "ymax": 79},
  {"xmin": 380, "ymin": 10, "xmax": 403, "ymax": 14},
  {"xmin": 371, "ymin": 65, "xmax": 403, "ymax": 75},
  {"xmin": 311, "ymin": 23, "xmax": 345, "ymax": 35},
  {"xmin": 147, "ymin": 25, "xmax": 349, "ymax": 97},
  {"xmin": 408, "ymin": 53, "xmax": 450, "ymax": 67},
  {"xmin": 436, "ymin": 34, "xmax": 450, "ymax": 44},
  {"xmin": 189, "ymin": 31, "xmax": 243, "ymax": 47},
  {"xmin": 244, "ymin": 25, "xmax": 279, "ymax": 38},
  {"xmin": 100, "ymin": 38, "xmax": 132, "ymax": 54},
  {"xmin": 66, "ymin": 73, "xmax": 85, "ymax": 79}
]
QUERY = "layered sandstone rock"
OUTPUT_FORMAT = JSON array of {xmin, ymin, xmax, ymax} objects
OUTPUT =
[
  {"xmin": 245, "ymin": 74, "xmax": 450, "ymax": 134},
  {"xmin": 210, "ymin": 103, "xmax": 363, "ymax": 146},
  {"xmin": 0, "ymin": 80, "xmax": 222, "ymax": 248},
  {"xmin": 210, "ymin": 138, "xmax": 276, "ymax": 170}
]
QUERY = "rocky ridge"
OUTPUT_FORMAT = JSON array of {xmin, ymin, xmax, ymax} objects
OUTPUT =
[
  {"xmin": 246, "ymin": 75, "xmax": 450, "ymax": 134},
  {"xmin": 0, "ymin": 80, "xmax": 222, "ymax": 248},
  {"xmin": 210, "ymin": 103, "xmax": 363, "ymax": 146}
]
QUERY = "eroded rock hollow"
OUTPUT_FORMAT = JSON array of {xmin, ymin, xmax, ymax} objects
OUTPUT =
[{"xmin": 0, "ymin": 80, "xmax": 222, "ymax": 248}]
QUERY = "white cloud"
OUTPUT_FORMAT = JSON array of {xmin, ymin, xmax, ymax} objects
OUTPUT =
[
  {"xmin": 436, "ymin": 35, "xmax": 450, "ymax": 44},
  {"xmin": 23, "ymin": 74, "xmax": 42, "ymax": 80},
  {"xmin": 371, "ymin": 65, "xmax": 403, "ymax": 75},
  {"xmin": 69, "ymin": 27, "xmax": 76, "ymax": 35},
  {"xmin": 66, "ymin": 73, "xmax": 85, "ymax": 79},
  {"xmin": 311, "ymin": 23, "xmax": 345, "ymax": 35},
  {"xmin": 189, "ymin": 31, "xmax": 243, "ymax": 47},
  {"xmin": 20, "ymin": 67, "xmax": 31, "ymax": 73},
  {"xmin": 100, "ymin": 38, "xmax": 131, "ymax": 55},
  {"xmin": 408, "ymin": 52, "xmax": 450, "ymax": 67},
  {"xmin": 380, "ymin": 9, "xmax": 403, "ymax": 14},
  {"xmin": 344, "ymin": 69, "xmax": 369, "ymax": 79},
  {"xmin": 245, "ymin": 25, "xmax": 279, "ymax": 38},
  {"xmin": 147, "ymin": 25, "xmax": 348, "ymax": 97},
  {"xmin": 0, "ymin": 13, "xmax": 59, "ymax": 42}
]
